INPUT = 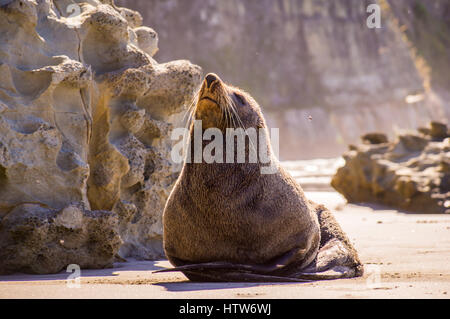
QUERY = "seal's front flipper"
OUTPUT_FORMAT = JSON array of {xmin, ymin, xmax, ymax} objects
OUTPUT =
[
  {"xmin": 182, "ymin": 270, "xmax": 310, "ymax": 282},
  {"xmin": 156, "ymin": 245, "xmax": 310, "ymax": 282},
  {"xmin": 153, "ymin": 250, "xmax": 313, "ymax": 282},
  {"xmin": 153, "ymin": 263, "xmax": 310, "ymax": 282},
  {"xmin": 153, "ymin": 262, "xmax": 257, "ymax": 274}
]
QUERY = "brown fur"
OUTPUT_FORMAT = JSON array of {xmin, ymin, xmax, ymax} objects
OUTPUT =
[{"xmin": 160, "ymin": 73, "xmax": 363, "ymax": 281}]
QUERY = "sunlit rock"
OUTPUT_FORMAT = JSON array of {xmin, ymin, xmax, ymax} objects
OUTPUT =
[
  {"xmin": 0, "ymin": 0, "xmax": 201, "ymax": 274},
  {"xmin": 332, "ymin": 122, "xmax": 450, "ymax": 214}
]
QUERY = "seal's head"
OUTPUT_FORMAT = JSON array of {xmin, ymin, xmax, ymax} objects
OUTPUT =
[{"xmin": 194, "ymin": 73, "xmax": 265, "ymax": 130}]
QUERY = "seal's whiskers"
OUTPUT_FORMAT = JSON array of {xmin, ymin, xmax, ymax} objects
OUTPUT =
[{"xmin": 227, "ymin": 95, "xmax": 258, "ymax": 160}]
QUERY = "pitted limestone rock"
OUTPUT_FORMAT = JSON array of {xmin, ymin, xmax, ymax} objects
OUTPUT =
[
  {"xmin": 0, "ymin": 0, "xmax": 202, "ymax": 273},
  {"xmin": 0, "ymin": 204, "xmax": 121, "ymax": 274}
]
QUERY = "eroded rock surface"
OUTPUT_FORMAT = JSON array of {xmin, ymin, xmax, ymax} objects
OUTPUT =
[
  {"xmin": 331, "ymin": 122, "xmax": 450, "ymax": 214},
  {"xmin": 0, "ymin": 204, "xmax": 121, "ymax": 274},
  {"xmin": 0, "ymin": 0, "xmax": 201, "ymax": 274}
]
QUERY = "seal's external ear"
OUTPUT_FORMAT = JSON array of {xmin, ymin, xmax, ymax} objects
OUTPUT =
[{"xmin": 233, "ymin": 92, "xmax": 246, "ymax": 105}]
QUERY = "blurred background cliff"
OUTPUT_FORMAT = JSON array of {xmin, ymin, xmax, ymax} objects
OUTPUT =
[{"xmin": 118, "ymin": 0, "xmax": 450, "ymax": 159}]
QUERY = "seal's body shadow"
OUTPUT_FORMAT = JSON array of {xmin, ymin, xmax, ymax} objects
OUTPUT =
[
  {"xmin": 153, "ymin": 281, "xmax": 297, "ymax": 292},
  {"xmin": 159, "ymin": 73, "xmax": 363, "ymax": 282}
]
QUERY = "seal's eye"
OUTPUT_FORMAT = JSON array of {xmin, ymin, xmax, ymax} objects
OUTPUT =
[{"xmin": 233, "ymin": 92, "xmax": 246, "ymax": 105}]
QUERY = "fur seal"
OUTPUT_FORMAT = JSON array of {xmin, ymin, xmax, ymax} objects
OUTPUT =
[{"xmin": 157, "ymin": 73, "xmax": 363, "ymax": 282}]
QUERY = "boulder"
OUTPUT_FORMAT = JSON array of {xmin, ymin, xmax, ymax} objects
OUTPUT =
[
  {"xmin": 331, "ymin": 122, "xmax": 450, "ymax": 214},
  {"xmin": 430, "ymin": 121, "xmax": 449, "ymax": 140},
  {"xmin": 0, "ymin": 204, "xmax": 121, "ymax": 274},
  {"xmin": 361, "ymin": 132, "xmax": 389, "ymax": 145}
]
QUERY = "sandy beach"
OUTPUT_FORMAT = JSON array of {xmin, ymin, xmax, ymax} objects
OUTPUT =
[{"xmin": 1, "ymin": 191, "xmax": 449, "ymax": 299}]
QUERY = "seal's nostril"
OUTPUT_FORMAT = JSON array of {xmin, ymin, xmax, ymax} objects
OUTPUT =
[{"xmin": 205, "ymin": 73, "xmax": 218, "ymax": 88}]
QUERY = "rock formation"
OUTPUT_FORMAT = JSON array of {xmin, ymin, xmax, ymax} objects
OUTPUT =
[
  {"xmin": 331, "ymin": 122, "xmax": 449, "ymax": 214},
  {"xmin": 0, "ymin": 204, "xmax": 121, "ymax": 274},
  {"xmin": 118, "ymin": 0, "xmax": 450, "ymax": 159},
  {"xmin": 0, "ymin": 0, "xmax": 201, "ymax": 274}
]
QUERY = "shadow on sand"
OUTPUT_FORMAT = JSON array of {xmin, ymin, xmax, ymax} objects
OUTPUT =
[
  {"xmin": 154, "ymin": 281, "xmax": 301, "ymax": 292},
  {"xmin": 0, "ymin": 258, "xmax": 305, "ymax": 292},
  {"xmin": 0, "ymin": 259, "xmax": 164, "ymax": 282}
]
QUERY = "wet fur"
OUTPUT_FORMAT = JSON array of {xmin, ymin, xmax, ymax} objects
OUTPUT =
[{"xmin": 159, "ymin": 74, "xmax": 363, "ymax": 282}]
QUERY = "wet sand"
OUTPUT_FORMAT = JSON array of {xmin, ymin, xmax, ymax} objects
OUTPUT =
[{"xmin": 1, "ymin": 191, "xmax": 449, "ymax": 299}]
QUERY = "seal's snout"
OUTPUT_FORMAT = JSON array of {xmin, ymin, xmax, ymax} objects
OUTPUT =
[
  {"xmin": 205, "ymin": 73, "xmax": 219, "ymax": 88},
  {"xmin": 196, "ymin": 73, "xmax": 224, "ymax": 129}
]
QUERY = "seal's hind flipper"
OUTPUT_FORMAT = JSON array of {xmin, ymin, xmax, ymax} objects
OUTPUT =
[
  {"xmin": 296, "ymin": 204, "xmax": 364, "ymax": 280},
  {"xmin": 293, "ymin": 263, "xmax": 358, "ymax": 280},
  {"xmin": 293, "ymin": 267, "xmax": 356, "ymax": 280}
]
